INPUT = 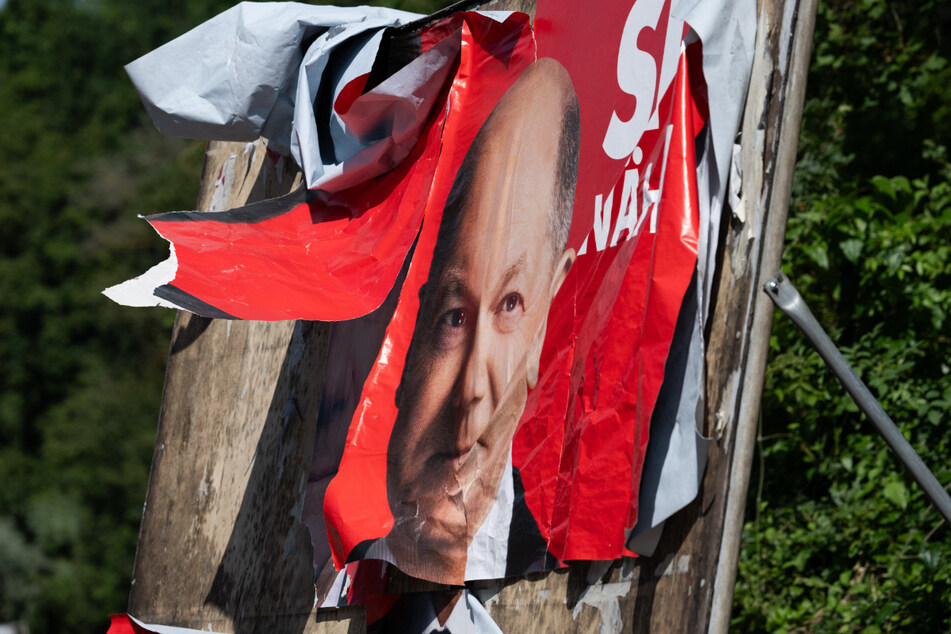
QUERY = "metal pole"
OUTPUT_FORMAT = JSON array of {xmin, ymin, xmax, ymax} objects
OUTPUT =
[{"xmin": 765, "ymin": 273, "xmax": 951, "ymax": 525}]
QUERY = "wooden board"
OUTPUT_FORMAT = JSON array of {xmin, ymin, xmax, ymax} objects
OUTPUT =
[{"xmin": 127, "ymin": 0, "xmax": 817, "ymax": 630}]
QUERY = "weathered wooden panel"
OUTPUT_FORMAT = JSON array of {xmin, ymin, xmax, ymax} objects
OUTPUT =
[
  {"xmin": 128, "ymin": 0, "xmax": 817, "ymax": 630},
  {"xmin": 126, "ymin": 140, "xmax": 361, "ymax": 633}
]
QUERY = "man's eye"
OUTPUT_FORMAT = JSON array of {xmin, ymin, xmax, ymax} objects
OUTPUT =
[
  {"xmin": 502, "ymin": 293, "xmax": 523, "ymax": 313},
  {"xmin": 494, "ymin": 292, "xmax": 524, "ymax": 333},
  {"xmin": 444, "ymin": 308, "xmax": 467, "ymax": 328},
  {"xmin": 433, "ymin": 307, "xmax": 469, "ymax": 350}
]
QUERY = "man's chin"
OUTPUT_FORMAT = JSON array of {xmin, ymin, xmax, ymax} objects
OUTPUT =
[
  {"xmin": 387, "ymin": 504, "xmax": 469, "ymax": 584},
  {"xmin": 385, "ymin": 452, "xmax": 503, "ymax": 583}
]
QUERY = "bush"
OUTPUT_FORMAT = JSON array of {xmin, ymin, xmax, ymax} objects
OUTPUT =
[{"xmin": 733, "ymin": 0, "xmax": 951, "ymax": 630}]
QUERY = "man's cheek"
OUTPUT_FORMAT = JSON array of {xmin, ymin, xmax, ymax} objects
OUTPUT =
[
  {"xmin": 430, "ymin": 350, "xmax": 464, "ymax": 403},
  {"xmin": 411, "ymin": 357, "xmax": 459, "ymax": 445},
  {"xmin": 483, "ymin": 370, "xmax": 528, "ymax": 451},
  {"xmin": 517, "ymin": 293, "xmax": 547, "ymax": 346},
  {"xmin": 498, "ymin": 330, "xmax": 533, "ymax": 391}
]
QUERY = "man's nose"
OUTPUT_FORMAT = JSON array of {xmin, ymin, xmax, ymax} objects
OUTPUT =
[
  {"xmin": 461, "ymin": 316, "xmax": 490, "ymax": 405},
  {"xmin": 457, "ymin": 315, "xmax": 492, "ymax": 446}
]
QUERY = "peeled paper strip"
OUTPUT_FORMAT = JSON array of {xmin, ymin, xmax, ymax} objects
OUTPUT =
[{"xmin": 125, "ymin": 2, "xmax": 421, "ymax": 185}]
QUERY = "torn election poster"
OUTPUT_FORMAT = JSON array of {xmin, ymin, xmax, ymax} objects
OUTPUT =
[{"xmin": 107, "ymin": 0, "xmax": 754, "ymax": 590}]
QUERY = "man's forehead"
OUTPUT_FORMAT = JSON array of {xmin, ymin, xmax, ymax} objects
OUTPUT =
[
  {"xmin": 435, "ymin": 58, "xmax": 573, "ymax": 282},
  {"xmin": 440, "ymin": 251, "xmax": 529, "ymax": 294},
  {"xmin": 439, "ymin": 194, "xmax": 551, "ymax": 299}
]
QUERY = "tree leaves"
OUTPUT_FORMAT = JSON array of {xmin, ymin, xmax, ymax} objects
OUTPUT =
[
  {"xmin": 0, "ymin": 1, "xmax": 457, "ymax": 631},
  {"xmin": 734, "ymin": 1, "xmax": 951, "ymax": 630}
]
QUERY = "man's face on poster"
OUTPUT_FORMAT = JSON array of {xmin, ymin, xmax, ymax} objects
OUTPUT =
[{"xmin": 385, "ymin": 59, "xmax": 579, "ymax": 582}]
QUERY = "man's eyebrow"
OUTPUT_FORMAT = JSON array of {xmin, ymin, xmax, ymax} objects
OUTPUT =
[
  {"xmin": 494, "ymin": 254, "xmax": 527, "ymax": 293},
  {"xmin": 438, "ymin": 253, "xmax": 527, "ymax": 304},
  {"xmin": 438, "ymin": 270, "xmax": 468, "ymax": 302}
]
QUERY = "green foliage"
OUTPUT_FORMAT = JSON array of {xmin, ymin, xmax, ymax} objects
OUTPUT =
[
  {"xmin": 0, "ymin": 0, "xmax": 245, "ymax": 631},
  {"xmin": 734, "ymin": 0, "xmax": 951, "ymax": 630},
  {"xmin": 0, "ymin": 0, "xmax": 454, "ymax": 631}
]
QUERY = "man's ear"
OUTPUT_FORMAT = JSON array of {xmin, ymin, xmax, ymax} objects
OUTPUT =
[
  {"xmin": 549, "ymin": 248, "xmax": 576, "ymax": 301},
  {"xmin": 527, "ymin": 248, "xmax": 576, "ymax": 389}
]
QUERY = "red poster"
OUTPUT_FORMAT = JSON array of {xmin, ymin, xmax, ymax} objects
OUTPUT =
[{"xmin": 319, "ymin": 6, "xmax": 704, "ymax": 583}]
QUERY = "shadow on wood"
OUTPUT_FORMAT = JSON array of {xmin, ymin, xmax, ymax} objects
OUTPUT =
[{"xmin": 204, "ymin": 321, "xmax": 328, "ymax": 633}]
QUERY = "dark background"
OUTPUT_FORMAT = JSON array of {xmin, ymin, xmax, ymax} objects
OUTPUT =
[{"xmin": 0, "ymin": 0, "xmax": 947, "ymax": 631}]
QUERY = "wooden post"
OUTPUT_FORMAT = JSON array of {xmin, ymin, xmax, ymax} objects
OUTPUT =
[
  {"xmin": 127, "ymin": 0, "xmax": 817, "ymax": 630},
  {"xmin": 708, "ymin": 0, "xmax": 819, "ymax": 629}
]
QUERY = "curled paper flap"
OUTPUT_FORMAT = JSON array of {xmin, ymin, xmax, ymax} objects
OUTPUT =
[
  {"xmin": 125, "ymin": 1, "xmax": 425, "ymax": 189},
  {"xmin": 295, "ymin": 29, "xmax": 463, "ymax": 192},
  {"xmin": 109, "ymin": 13, "xmax": 481, "ymax": 320},
  {"xmin": 624, "ymin": 0, "xmax": 756, "ymax": 541},
  {"xmin": 108, "ymin": 614, "xmax": 227, "ymax": 634}
]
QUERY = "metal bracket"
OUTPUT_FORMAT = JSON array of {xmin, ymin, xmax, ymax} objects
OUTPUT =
[{"xmin": 765, "ymin": 273, "xmax": 951, "ymax": 525}]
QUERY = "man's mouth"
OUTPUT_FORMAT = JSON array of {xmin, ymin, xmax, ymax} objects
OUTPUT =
[
  {"xmin": 420, "ymin": 445, "xmax": 477, "ymax": 496},
  {"xmin": 451, "ymin": 444, "xmax": 474, "ymax": 462},
  {"xmin": 428, "ymin": 445, "xmax": 474, "ymax": 476}
]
